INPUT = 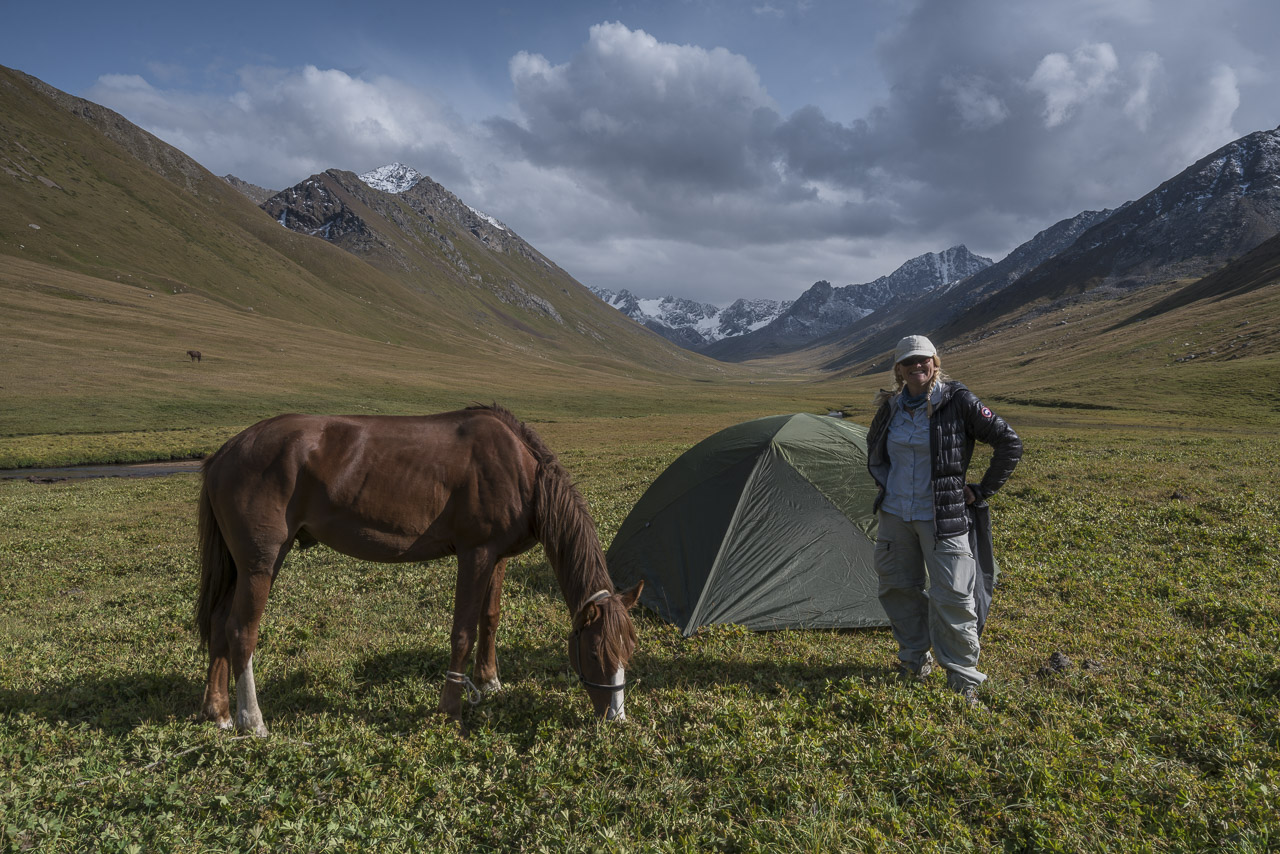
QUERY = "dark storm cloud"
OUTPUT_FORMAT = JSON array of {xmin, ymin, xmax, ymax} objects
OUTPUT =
[
  {"xmin": 79, "ymin": 1, "xmax": 1280, "ymax": 300},
  {"xmin": 486, "ymin": 22, "xmax": 905, "ymax": 245},
  {"xmin": 490, "ymin": 5, "xmax": 1275, "ymax": 259}
]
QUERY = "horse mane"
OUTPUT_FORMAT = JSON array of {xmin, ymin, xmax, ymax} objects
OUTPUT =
[
  {"xmin": 572, "ymin": 595, "xmax": 639, "ymax": 674},
  {"xmin": 466, "ymin": 405, "xmax": 613, "ymax": 611}
]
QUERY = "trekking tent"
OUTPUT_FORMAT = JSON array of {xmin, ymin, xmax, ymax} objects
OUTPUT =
[{"xmin": 607, "ymin": 412, "xmax": 888, "ymax": 636}]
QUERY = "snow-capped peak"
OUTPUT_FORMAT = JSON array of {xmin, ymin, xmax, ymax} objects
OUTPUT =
[
  {"xmin": 589, "ymin": 287, "xmax": 791, "ymax": 347},
  {"xmin": 359, "ymin": 163, "xmax": 423, "ymax": 194}
]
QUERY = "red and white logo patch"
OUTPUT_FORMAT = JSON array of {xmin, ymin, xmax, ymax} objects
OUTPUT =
[{"xmin": 980, "ymin": 406, "xmax": 993, "ymax": 419}]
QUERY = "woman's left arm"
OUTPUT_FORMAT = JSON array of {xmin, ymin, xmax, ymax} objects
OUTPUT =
[{"xmin": 962, "ymin": 392, "xmax": 1023, "ymax": 499}]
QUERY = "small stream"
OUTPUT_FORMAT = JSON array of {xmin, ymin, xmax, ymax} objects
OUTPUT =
[{"xmin": 1, "ymin": 460, "xmax": 203, "ymax": 482}]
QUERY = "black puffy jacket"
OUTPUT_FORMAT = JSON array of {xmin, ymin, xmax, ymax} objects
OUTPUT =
[{"xmin": 867, "ymin": 381, "xmax": 1022, "ymax": 539}]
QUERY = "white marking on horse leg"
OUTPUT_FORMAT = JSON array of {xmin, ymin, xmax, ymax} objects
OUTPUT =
[
  {"xmin": 479, "ymin": 676, "xmax": 502, "ymax": 695},
  {"xmin": 605, "ymin": 667, "xmax": 626, "ymax": 722},
  {"xmin": 234, "ymin": 655, "xmax": 269, "ymax": 737}
]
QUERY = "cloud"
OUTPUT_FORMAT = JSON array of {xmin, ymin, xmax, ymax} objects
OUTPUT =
[
  {"xmin": 942, "ymin": 75, "xmax": 1010, "ymax": 131},
  {"xmin": 481, "ymin": 11, "xmax": 1261, "ymax": 274},
  {"xmin": 487, "ymin": 22, "xmax": 906, "ymax": 250},
  {"xmin": 496, "ymin": 23, "xmax": 777, "ymax": 194},
  {"xmin": 796, "ymin": 0, "xmax": 1259, "ymax": 243},
  {"xmin": 1123, "ymin": 52, "xmax": 1163, "ymax": 130},
  {"xmin": 81, "ymin": 2, "xmax": 1280, "ymax": 303},
  {"xmin": 1171, "ymin": 64, "xmax": 1241, "ymax": 167},
  {"xmin": 87, "ymin": 65, "xmax": 476, "ymax": 193},
  {"xmin": 1027, "ymin": 43, "xmax": 1120, "ymax": 127}
]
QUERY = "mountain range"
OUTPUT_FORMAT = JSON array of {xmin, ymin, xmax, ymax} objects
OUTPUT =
[
  {"xmin": 586, "ymin": 289, "xmax": 791, "ymax": 350},
  {"xmin": 703, "ymin": 245, "xmax": 994, "ymax": 361},
  {"xmin": 590, "ymin": 125, "xmax": 1280, "ymax": 373},
  {"xmin": 3, "ymin": 61, "xmax": 1278, "ymax": 430},
  {"xmin": 0, "ymin": 63, "xmax": 720, "ymax": 437},
  {"xmin": 591, "ymin": 245, "xmax": 992, "ymax": 356}
]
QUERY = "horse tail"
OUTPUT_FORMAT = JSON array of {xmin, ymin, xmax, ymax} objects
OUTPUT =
[{"xmin": 195, "ymin": 464, "xmax": 235, "ymax": 649}]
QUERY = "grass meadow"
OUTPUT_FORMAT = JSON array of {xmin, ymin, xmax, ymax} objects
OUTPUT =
[
  {"xmin": 2, "ymin": 413, "xmax": 1277, "ymax": 852},
  {"xmin": 5, "ymin": 66, "xmax": 1279, "ymax": 849}
]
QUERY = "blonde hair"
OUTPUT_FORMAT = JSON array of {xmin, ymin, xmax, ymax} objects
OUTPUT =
[{"xmin": 873, "ymin": 355, "xmax": 950, "ymax": 405}]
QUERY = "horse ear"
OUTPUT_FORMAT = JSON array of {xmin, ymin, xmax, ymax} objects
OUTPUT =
[
  {"xmin": 618, "ymin": 581, "xmax": 643, "ymax": 610},
  {"xmin": 573, "ymin": 603, "xmax": 597, "ymax": 631}
]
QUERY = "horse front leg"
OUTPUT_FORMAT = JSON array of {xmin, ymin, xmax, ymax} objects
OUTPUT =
[
  {"xmin": 473, "ymin": 557, "xmax": 508, "ymax": 695},
  {"xmin": 439, "ymin": 547, "xmax": 496, "ymax": 722}
]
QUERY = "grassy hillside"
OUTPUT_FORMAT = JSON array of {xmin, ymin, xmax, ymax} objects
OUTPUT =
[
  {"xmin": 1, "ymin": 64, "xmax": 839, "ymax": 468},
  {"xmin": 0, "ymin": 253, "xmax": 837, "ymax": 466},
  {"xmin": 780, "ymin": 270, "xmax": 1280, "ymax": 431},
  {"xmin": 0, "ymin": 65, "xmax": 732, "ymax": 383}
]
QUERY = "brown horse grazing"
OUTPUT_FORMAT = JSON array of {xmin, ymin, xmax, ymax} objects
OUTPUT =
[
  {"xmin": 195, "ymin": 405, "xmax": 643, "ymax": 735},
  {"xmin": 187, "ymin": 350, "xmax": 202, "ymax": 362}
]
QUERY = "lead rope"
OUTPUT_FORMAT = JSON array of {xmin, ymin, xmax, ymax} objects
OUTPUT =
[{"xmin": 445, "ymin": 671, "xmax": 483, "ymax": 705}]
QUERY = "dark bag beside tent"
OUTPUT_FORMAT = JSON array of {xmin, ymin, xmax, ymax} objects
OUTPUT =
[
  {"xmin": 967, "ymin": 497, "xmax": 998, "ymax": 636},
  {"xmin": 607, "ymin": 413, "xmax": 889, "ymax": 636}
]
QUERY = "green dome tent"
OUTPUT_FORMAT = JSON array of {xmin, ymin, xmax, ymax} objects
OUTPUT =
[{"xmin": 607, "ymin": 413, "xmax": 888, "ymax": 636}]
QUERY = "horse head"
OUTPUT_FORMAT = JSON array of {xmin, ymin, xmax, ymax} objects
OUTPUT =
[{"xmin": 568, "ymin": 582, "xmax": 643, "ymax": 721}]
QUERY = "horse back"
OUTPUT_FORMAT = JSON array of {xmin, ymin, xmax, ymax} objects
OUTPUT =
[{"xmin": 203, "ymin": 409, "xmax": 540, "ymax": 561}]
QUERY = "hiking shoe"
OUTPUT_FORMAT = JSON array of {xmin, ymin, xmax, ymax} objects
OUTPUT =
[
  {"xmin": 959, "ymin": 684, "xmax": 981, "ymax": 708},
  {"xmin": 897, "ymin": 652, "xmax": 934, "ymax": 683}
]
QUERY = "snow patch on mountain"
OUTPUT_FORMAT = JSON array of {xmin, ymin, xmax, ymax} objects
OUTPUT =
[
  {"xmin": 467, "ymin": 205, "xmax": 507, "ymax": 231},
  {"xmin": 359, "ymin": 163, "xmax": 423, "ymax": 193},
  {"xmin": 589, "ymin": 288, "xmax": 791, "ymax": 348}
]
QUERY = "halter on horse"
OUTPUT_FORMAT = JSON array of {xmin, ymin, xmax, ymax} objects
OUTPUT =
[{"xmin": 569, "ymin": 590, "xmax": 629, "ymax": 720}]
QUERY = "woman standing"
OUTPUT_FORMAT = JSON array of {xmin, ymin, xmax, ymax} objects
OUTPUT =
[{"xmin": 866, "ymin": 335, "xmax": 1022, "ymax": 705}]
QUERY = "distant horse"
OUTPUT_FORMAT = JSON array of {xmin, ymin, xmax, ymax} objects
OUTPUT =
[
  {"xmin": 195, "ymin": 405, "xmax": 642, "ymax": 735},
  {"xmin": 187, "ymin": 350, "xmax": 202, "ymax": 362}
]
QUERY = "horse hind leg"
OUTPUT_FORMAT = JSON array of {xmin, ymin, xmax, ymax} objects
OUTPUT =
[
  {"xmin": 226, "ymin": 564, "xmax": 283, "ymax": 737},
  {"xmin": 199, "ymin": 592, "xmax": 234, "ymax": 729}
]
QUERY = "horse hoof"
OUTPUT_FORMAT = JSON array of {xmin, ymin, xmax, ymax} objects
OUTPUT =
[
  {"xmin": 195, "ymin": 709, "xmax": 234, "ymax": 730},
  {"xmin": 479, "ymin": 677, "xmax": 502, "ymax": 695},
  {"xmin": 236, "ymin": 711, "xmax": 270, "ymax": 738}
]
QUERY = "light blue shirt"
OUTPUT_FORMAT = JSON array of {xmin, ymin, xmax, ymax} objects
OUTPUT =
[{"xmin": 881, "ymin": 396, "xmax": 933, "ymax": 521}]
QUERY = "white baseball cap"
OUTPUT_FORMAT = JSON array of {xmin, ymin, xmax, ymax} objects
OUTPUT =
[{"xmin": 895, "ymin": 335, "xmax": 936, "ymax": 364}]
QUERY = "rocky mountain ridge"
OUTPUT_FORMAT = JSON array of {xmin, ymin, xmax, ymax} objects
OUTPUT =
[
  {"xmin": 703, "ymin": 245, "xmax": 993, "ymax": 360},
  {"xmin": 591, "ymin": 245, "xmax": 992, "ymax": 356},
  {"xmin": 926, "ymin": 125, "xmax": 1280, "ymax": 350},
  {"xmin": 221, "ymin": 174, "xmax": 275, "ymax": 204},
  {"xmin": 6, "ymin": 63, "xmax": 1278, "ymax": 384},
  {"xmin": 818, "ymin": 208, "xmax": 1116, "ymax": 370},
  {"xmin": 260, "ymin": 165, "xmax": 571, "ymax": 323},
  {"xmin": 709, "ymin": 125, "xmax": 1280, "ymax": 371}
]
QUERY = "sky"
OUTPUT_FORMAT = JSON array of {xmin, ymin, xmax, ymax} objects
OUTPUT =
[{"xmin": 4, "ymin": 0, "xmax": 1280, "ymax": 305}]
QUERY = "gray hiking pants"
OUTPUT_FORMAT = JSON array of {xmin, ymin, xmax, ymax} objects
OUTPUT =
[{"xmin": 874, "ymin": 511, "xmax": 986, "ymax": 690}]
